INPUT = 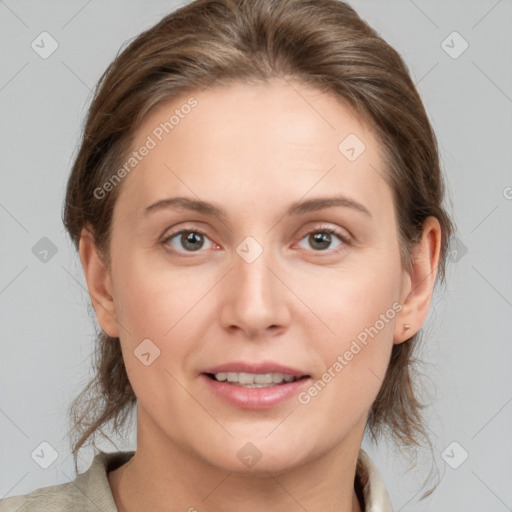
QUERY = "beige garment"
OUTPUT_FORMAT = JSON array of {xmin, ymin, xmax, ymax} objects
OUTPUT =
[{"xmin": 0, "ymin": 448, "xmax": 393, "ymax": 511}]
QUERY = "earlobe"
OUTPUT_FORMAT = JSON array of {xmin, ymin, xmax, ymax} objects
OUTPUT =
[
  {"xmin": 78, "ymin": 226, "xmax": 119, "ymax": 338},
  {"xmin": 394, "ymin": 217, "xmax": 442, "ymax": 345}
]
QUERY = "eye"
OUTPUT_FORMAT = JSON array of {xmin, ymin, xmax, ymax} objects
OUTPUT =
[
  {"xmin": 162, "ymin": 226, "xmax": 350, "ymax": 255},
  {"xmin": 296, "ymin": 227, "xmax": 350, "ymax": 253},
  {"xmin": 163, "ymin": 229, "xmax": 216, "ymax": 253}
]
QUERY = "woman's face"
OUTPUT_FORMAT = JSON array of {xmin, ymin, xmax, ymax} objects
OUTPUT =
[{"xmin": 98, "ymin": 80, "xmax": 411, "ymax": 472}]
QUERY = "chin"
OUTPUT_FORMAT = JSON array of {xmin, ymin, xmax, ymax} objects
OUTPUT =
[{"xmin": 196, "ymin": 433, "xmax": 318, "ymax": 476}]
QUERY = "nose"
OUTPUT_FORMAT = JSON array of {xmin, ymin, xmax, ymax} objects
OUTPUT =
[{"xmin": 219, "ymin": 242, "xmax": 291, "ymax": 340}]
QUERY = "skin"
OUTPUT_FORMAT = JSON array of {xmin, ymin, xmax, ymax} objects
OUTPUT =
[{"xmin": 79, "ymin": 79, "xmax": 441, "ymax": 512}]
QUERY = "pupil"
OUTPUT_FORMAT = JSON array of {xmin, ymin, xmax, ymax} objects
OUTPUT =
[
  {"xmin": 310, "ymin": 232, "xmax": 331, "ymax": 250},
  {"xmin": 182, "ymin": 232, "xmax": 203, "ymax": 251}
]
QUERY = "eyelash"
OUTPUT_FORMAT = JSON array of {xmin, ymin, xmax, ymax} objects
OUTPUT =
[{"xmin": 161, "ymin": 225, "xmax": 351, "ymax": 256}]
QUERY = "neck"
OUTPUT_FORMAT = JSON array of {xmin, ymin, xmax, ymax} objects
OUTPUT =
[{"xmin": 108, "ymin": 408, "xmax": 365, "ymax": 512}]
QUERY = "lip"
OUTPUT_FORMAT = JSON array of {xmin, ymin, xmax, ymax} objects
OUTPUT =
[
  {"xmin": 200, "ymin": 361, "xmax": 311, "ymax": 410},
  {"xmin": 201, "ymin": 361, "xmax": 309, "ymax": 378},
  {"xmin": 200, "ymin": 373, "xmax": 311, "ymax": 410}
]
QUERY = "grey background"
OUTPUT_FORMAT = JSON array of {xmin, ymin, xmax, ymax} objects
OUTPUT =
[{"xmin": 1, "ymin": 0, "xmax": 511, "ymax": 510}]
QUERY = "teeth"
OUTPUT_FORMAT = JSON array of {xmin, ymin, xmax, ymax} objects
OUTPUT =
[
  {"xmin": 212, "ymin": 372, "xmax": 300, "ymax": 387},
  {"xmin": 226, "ymin": 372, "xmax": 238, "ymax": 382},
  {"xmin": 272, "ymin": 372, "xmax": 284, "ymax": 383}
]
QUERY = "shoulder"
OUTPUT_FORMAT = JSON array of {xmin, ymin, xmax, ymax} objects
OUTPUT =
[
  {"xmin": 0, "ymin": 451, "xmax": 135, "ymax": 512},
  {"xmin": 0, "ymin": 480, "xmax": 77, "ymax": 512}
]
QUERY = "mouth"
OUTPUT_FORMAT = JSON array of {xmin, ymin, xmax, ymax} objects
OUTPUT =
[
  {"xmin": 200, "ymin": 361, "xmax": 312, "ymax": 408},
  {"xmin": 203, "ymin": 372, "xmax": 310, "ymax": 388},
  {"xmin": 200, "ymin": 362, "xmax": 312, "ymax": 409}
]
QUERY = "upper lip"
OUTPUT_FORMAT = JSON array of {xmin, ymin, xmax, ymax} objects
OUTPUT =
[{"xmin": 202, "ymin": 361, "xmax": 310, "ymax": 378}]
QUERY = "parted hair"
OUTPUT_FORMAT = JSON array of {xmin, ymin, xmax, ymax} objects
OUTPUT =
[{"xmin": 63, "ymin": 0, "xmax": 453, "ymax": 491}]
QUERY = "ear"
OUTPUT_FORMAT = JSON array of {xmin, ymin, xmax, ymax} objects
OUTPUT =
[
  {"xmin": 394, "ymin": 216, "xmax": 442, "ymax": 344},
  {"xmin": 78, "ymin": 226, "xmax": 119, "ymax": 338}
]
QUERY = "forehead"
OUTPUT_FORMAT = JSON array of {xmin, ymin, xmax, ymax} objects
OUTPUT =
[{"xmin": 113, "ymin": 79, "xmax": 392, "ymax": 222}]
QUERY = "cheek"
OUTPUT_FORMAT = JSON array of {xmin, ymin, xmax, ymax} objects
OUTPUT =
[
  {"xmin": 303, "ymin": 248, "xmax": 402, "ymax": 342},
  {"xmin": 294, "ymin": 251, "xmax": 401, "ymax": 413},
  {"xmin": 110, "ymin": 251, "xmax": 219, "ymax": 387},
  {"xmin": 112, "ymin": 249, "xmax": 200, "ymax": 338},
  {"xmin": 110, "ymin": 256, "xmax": 203, "ymax": 407}
]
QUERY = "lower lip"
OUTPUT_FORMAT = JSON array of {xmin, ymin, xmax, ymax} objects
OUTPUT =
[{"xmin": 200, "ymin": 374, "xmax": 311, "ymax": 410}]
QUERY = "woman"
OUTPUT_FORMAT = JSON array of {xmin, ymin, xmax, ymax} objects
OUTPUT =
[{"xmin": 0, "ymin": 0, "xmax": 452, "ymax": 510}]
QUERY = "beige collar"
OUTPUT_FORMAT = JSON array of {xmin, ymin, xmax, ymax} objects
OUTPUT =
[{"xmin": 355, "ymin": 449, "xmax": 394, "ymax": 511}]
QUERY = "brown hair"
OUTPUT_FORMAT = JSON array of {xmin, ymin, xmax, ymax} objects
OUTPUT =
[{"xmin": 63, "ymin": 0, "xmax": 453, "ymax": 491}]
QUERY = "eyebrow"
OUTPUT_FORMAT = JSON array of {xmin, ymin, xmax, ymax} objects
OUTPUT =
[{"xmin": 143, "ymin": 195, "xmax": 371, "ymax": 220}]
